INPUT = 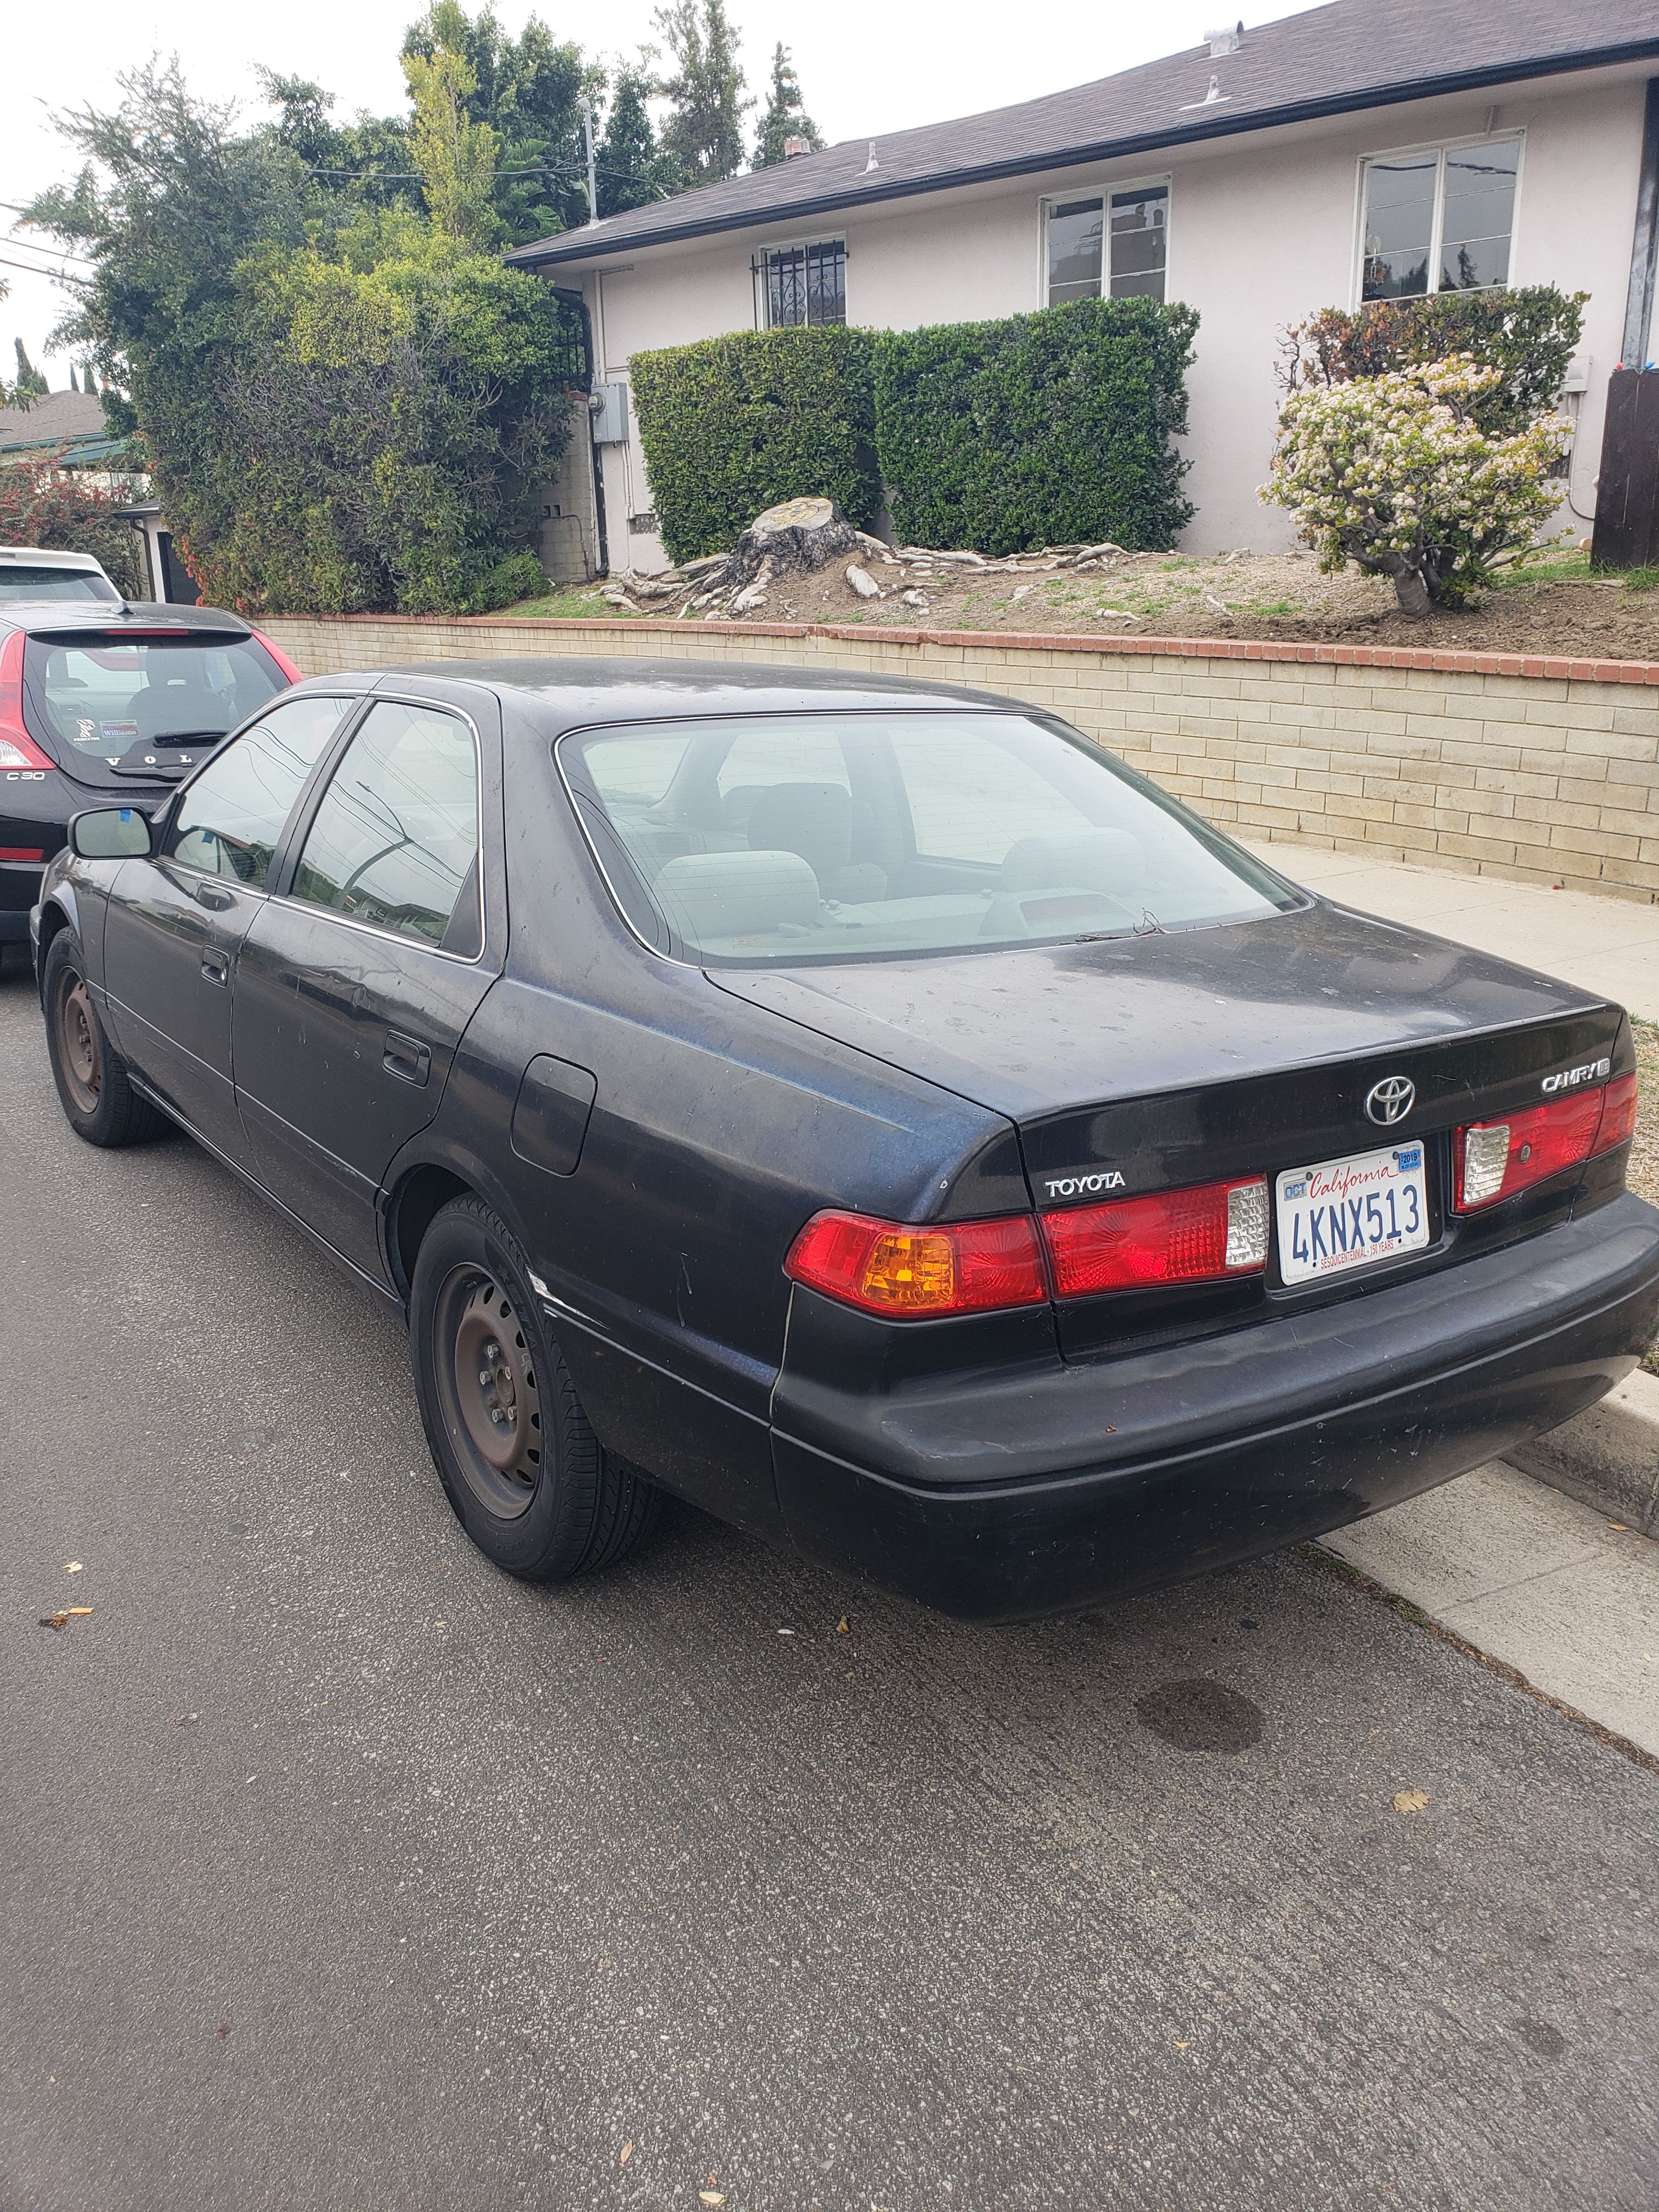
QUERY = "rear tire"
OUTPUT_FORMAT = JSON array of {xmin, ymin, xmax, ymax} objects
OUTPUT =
[
  {"xmin": 42, "ymin": 929, "xmax": 165, "ymax": 1147},
  {"xmin": 409, "ymin": 1194, "xmax": 660, "ymax": 1581}
]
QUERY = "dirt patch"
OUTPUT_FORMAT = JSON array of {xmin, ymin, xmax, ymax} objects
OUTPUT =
[{"xmin": 512, "ymin": 551, "xmax": 1659, "ymax": 662}]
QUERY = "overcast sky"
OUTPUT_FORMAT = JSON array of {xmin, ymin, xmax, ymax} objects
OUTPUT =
[{"xmin": 2, "ymin": 0, "xmax": 1329, "ymax": 380}]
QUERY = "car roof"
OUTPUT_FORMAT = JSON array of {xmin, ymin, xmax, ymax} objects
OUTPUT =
[
  {"xmin": 0, "ymin": 599, "xmax": 255, "ymax": 640},
  {"xmin": 0, "ymin": 546, "xmax": 106, "ymax": 572},
  {"xmin": 320, "ymin": 654, "xmax": 1023, "ymax": 729}
]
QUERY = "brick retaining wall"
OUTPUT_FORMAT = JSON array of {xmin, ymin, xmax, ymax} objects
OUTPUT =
[{"xmin": 261, "ymin": 615, "xmax": 1659, "ymax": 907}]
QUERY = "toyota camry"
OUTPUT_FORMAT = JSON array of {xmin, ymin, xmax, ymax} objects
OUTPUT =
[{"xmin": 31, "ymin": 658, "xmax": 1659, "ymax": 1620}]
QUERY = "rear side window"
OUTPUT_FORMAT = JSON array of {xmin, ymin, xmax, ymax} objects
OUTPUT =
[
  {"xmin": 22, "ymin": 631, "xmax": 288, "ymax": 777},
  {"xmin": 167, "ymin": 695, "xmax": 350, "ymax": 887},
  {"xmin": 291, "ymin": 701, "xmax": 482, "ymax": 954}
]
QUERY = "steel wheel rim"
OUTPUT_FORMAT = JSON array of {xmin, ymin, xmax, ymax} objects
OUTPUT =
[
  {"xmin": 435, "ymin": 1266, "xmax": 543, "ymax": 1520},
  {"xmin": 55, "ymin": 972, "xmax": 102, "ymax": 1115}
]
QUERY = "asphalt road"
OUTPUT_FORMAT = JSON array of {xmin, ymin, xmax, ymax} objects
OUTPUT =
[{"xmin": 2, "ymin": 957, "xmax": 1656, "ymax": 2212}]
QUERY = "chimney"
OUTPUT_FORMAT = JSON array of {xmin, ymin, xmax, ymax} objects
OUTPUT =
[
  {"xmin": 1205, "ymin": 20, "xmax": 1242, "ymax": 54},
  {"xmin": 783, "ymin": 134, "xmax": 810, "ymax": 159}
]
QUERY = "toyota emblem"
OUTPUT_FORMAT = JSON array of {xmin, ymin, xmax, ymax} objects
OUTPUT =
[{"xmin": 1365, "ymin": 1075, "xmax": 1416, "ymax": 1126}]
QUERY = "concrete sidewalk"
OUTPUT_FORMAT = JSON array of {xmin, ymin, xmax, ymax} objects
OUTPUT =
[
  {"xmin": 1242, "ymin": 838, "xmax": 1659, "ymax": 1022},
  {"xmin": 1323, "ymin": 1465, "xmax": 1659, "ymax": 1759}
]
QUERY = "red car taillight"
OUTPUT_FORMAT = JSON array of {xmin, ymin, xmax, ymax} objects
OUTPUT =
[
  {"xmin": 785, "ymin": 1209, "xmax": 1049, "ymax": 1317},
  {"xmin": 249, "ymin": 625, "xmax": 304, "ymax": 684},
  {"xmin": 1039, "ymin": 1177, "xmax": 1270, "ymax": 1297},
  {"xmin": 1455, "ymin": 1074, "xmax": 1638, "ymax": 1211},
  {"xmin": 0, "ymin": 629, "xmax": 54, "ymax": 771}
]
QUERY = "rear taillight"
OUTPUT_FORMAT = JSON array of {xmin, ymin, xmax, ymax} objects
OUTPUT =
[
  {"xmin": 785, "ymin": 1208, "xmax": 1049, "ymax": 1317},
  {"xmin": 0, "ymin": 629, "xmax": 54, "ymax": 771},
  {"xmin": 1455, "ymin": 1074, "xmax": 1637, "ymax": 1211},
  {"xmin": 1040, "ymin": 1176, "xmax": 1269, "ymax": 1297},
  {"xmin": 249, "ymin": 626, "xmax": 304, "ymax": 684}
]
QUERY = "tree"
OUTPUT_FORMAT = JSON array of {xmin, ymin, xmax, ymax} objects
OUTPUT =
[
  {"xmin": 753, "ymin": 43, "xmax": 822, "ymax": 169},
  {"xmin": 654, "ymin": 0, "xmax": 751, "ymax": 187},
  {"xmin": 13, "ymin": 340, "xmax": 49, "ymax": 398},
  {"xmin": 404, "ymin": 33, "xmax": 501, "ymax": 246},
  {"xmin": 1262, "ymin": 355, "xmax": 1570, "ymax": 614},
  {"xmin": 597, "ymin": 61, "xmax": 674, "ymax": 217}
]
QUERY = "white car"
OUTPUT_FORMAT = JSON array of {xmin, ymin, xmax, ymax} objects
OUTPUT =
[{"xmin": 0, "ymin": 547, "xmax": 120, "ymax": 603}]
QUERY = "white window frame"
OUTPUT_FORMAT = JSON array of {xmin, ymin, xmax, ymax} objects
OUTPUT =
[
  {"xmin": 751, "ymin": 236, "xmax": 849, "ymax": 331},
  {"xmin": 1352, "ymin": 131, "xmax": 1526, "ymax": 309},
  {"xmin": 1038, "ymin": 174, "xmax": 1173, "ymax": 312}
]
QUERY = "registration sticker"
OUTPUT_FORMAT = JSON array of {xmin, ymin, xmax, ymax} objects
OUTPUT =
[{"xmin": 1276, "ymin": 1142, "xmax": 1430, "ymax": 1286}]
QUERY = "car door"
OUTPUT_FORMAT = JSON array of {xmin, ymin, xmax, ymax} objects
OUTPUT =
[
  {"xmin": 99, "ymin": 693, "xmax": 354, "ymax": 1163},
  {"xmin": 232, "ymin": 692, "xmax": 501, "ymax": 1278}
]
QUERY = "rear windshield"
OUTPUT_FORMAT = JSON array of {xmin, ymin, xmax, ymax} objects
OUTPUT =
[
  {"xmin": 558, "ymin": 711, "xmax": 1301, "ymax": 968},
  {"xmin": 22, "ymin": 632, "xmax": 287, "ymax": 783},
  {"xmin": 0, "ymin": 563, "xmax": 120, "ymax": 602}
]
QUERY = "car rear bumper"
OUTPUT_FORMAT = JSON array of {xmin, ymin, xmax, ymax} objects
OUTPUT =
[
  {"xmin": 1, "ymin": 860, "xmax": 44, "ymax": 939},
  {"xmin": 770, "ymin": 1194, "xmax": 1659, "ymax": 1621}
]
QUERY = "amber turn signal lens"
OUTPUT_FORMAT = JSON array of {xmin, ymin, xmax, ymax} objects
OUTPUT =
[{"xmin": 785, "ymin": 1209, "xmax": 1049, "ymax": 1317}]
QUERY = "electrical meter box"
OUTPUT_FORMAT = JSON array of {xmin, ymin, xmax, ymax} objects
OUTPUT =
[{"xmin": 590, "ymin": 382, "xmax": 629, "ymax": 445}]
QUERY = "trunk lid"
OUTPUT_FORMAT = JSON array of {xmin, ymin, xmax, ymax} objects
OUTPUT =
[{"xmin": 714, "ymin": 901, "xmax": 1626, "ymax": 1353}]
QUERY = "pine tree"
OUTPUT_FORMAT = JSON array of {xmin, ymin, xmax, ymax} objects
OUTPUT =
[
  {"xmin": 654, "ymin": 0, "xmax": 752, "ymax": 187},
  {"xmin": 753, "ymin": 43, "xmax": 822, "ymax": 169},
  {"xmin": 13, "ymin": 340, "xmax": 48, "ymax": 399},
  {"xmin": 597, "ymin": 64, "xmax": 672, "ymax": 217}
]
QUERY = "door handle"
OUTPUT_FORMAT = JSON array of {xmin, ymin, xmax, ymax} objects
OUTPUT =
[
  {"xmin": 201, "ymin": 947, "xmax": 229, "ymax": 986},
  {"xmin": 383, "ymin": 1030, "xmax": 431, "ymax": 1086}
]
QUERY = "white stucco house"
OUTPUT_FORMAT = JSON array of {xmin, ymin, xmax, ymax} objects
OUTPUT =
[{"xmin": 509, "ymin": 0, "xmax": 1659, "ymax": 577}]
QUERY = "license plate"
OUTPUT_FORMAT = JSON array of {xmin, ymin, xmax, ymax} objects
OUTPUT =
[{"xmin": 1276, "ymin": 1142, "xmax": 1429, "ymax": 1286}]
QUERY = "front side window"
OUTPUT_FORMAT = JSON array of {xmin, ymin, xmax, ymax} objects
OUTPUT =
[
  {"xmin": 1361, "ymin": 137, "xmax": 1520, "ymax": 300},
  {"xmin": 291, "ymin": 699, "xmax": 482, "ymax": 953},
  {"xmin": 167, "ymin": 694, "xmax": 350, "ymax": 886},
  {"xmin": 559, "ymin": 712, "xmax": 1297, "ymax": 969},
  {"xmin": 1046, "ymin": 185, "xmax": 1168, "ymax": 307},
  {"xmin": 754, "ymin": 240, "xmax": 845, "ymax": 328}
]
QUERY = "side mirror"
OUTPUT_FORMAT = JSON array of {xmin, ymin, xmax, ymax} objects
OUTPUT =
[{"xmin": 70, "ymin": 807, "xmax": 154, "ymax": 861}]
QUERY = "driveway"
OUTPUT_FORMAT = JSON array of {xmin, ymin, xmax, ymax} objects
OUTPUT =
[{"xmin": 1, "ymin": 959, "xmax": 1655, "ymax": 2212}]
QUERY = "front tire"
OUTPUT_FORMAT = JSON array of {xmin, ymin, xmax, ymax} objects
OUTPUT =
[
  {"xmin": 409, "ymin": 1195, "xmax": 659, "ymax": 1581},
  {"xmin": 42, "ymin": 929, "xmax": 165, "ymax": 1147}
]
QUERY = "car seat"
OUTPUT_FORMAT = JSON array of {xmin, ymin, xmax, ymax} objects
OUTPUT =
[{"xmin": 747, "ymin": 782, "xmax": 887, "ymax": 904}]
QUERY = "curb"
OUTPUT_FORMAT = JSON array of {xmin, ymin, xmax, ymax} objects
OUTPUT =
[{"xmin": 1505, "ymin": 1369, "xmax": 1659, "ymax": 1535}]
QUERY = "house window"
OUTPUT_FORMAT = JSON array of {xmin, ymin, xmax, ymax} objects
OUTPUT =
[
  {"xmin": 1359, "ymin": 137, "xmax": 1521, "ymax": 300},
  {"xmin": 1045, "ymin": 184, "xmax": 1168, "ymax": 307},
  {"xmin": 753, "ymin": 240, "xmax": 845, "ymax": 328}
]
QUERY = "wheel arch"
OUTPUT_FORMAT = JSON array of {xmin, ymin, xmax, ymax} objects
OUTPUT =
[{"xmin": 33, "ymin": 892, "xmax": 78, "ymax": 999}]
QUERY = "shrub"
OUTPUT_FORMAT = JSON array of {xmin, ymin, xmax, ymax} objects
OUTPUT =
[
  {"xmin": 1262, "ymin": 354, "xmax": 1570, "ymax": 613},
  {"xmin": 873, "ymin": 295, "xmax": 1198, "ymax": 554},
  {"xmin": 0, "ymin": 455, "xmax": 148, "ymax": 597},
  {"xmin": 629, "ymin": 325, "xmax": 878, "ymax": 565},
  {"xmin": 165, "ymin": 227, "xmax": 583, "ymax": 615},
  {"xmin": 1280, "ymin": 285, "xmax": 1585, "ymax": 436}
]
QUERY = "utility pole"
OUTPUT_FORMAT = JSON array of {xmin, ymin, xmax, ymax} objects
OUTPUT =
[{"xmin": 584, "ymin": 100, "xmax": 599, "ymax": 225}]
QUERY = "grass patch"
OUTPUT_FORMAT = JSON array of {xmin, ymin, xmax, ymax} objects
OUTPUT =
[{"xmin": 1623, "ymin": 565, "xmax": 1659, "ymax": 593}]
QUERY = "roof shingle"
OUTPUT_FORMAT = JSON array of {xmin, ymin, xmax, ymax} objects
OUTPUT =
[{"xmin": 510, "ymin": 0, "xmax": 1659, "ymax": 268}]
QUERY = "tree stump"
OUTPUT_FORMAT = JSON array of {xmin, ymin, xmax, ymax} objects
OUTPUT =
[{"xmin": 714, "ymin": 498, "xmax": 859, "ymax": 590}]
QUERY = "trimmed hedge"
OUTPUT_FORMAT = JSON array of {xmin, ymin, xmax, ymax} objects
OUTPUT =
[
  {"xmin": 873, "ymin": 296, "xmax": 1198, "ymax": 554},
  {"xmin": 630, "ymin": 298, "xmax": 1200, "ymax": 561},
  {"xmin": 630, "ymin": 326, "xmax": 879, "ymax": 564}
]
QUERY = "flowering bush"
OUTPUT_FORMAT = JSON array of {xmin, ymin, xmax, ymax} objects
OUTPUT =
[
  {"xmin": 1261, "ymin": 355, "xmax": 1570, "ymax": 614},
  {"xmin": 0, "ymin": 452, "xmax": 147, "ymax": 598}
]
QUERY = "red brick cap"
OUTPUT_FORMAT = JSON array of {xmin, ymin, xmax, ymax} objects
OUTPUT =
[{"xmin": 271, "ymin": 611, "xmax": 1659, "ymax": 686}]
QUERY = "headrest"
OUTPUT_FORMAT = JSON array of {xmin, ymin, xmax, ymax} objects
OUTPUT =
[
  {"xmin": 1000, "ymin": 827, "xmax": 1147, "ymax": 895},
  {"xmin": 746, "ymin": 781, "xmax": 852, "ymax": 879},
  {"xmin": 654, "ymin": 849, "xmax": 820, "ymax": 945}
]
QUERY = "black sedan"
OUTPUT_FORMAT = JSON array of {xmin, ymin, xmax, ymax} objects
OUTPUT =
[
  {"xmin": 31, "ymin": 658, "xmax": 1659, "ymax": 1620},
  {"xmin": 1, "ymin": 596, "xmax": 299, "ymax": 949}
]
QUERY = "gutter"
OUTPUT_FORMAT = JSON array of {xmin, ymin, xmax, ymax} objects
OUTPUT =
[{"xmin": 510, "ymin": 36, "xmax": 1659, "ymax": 269}]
